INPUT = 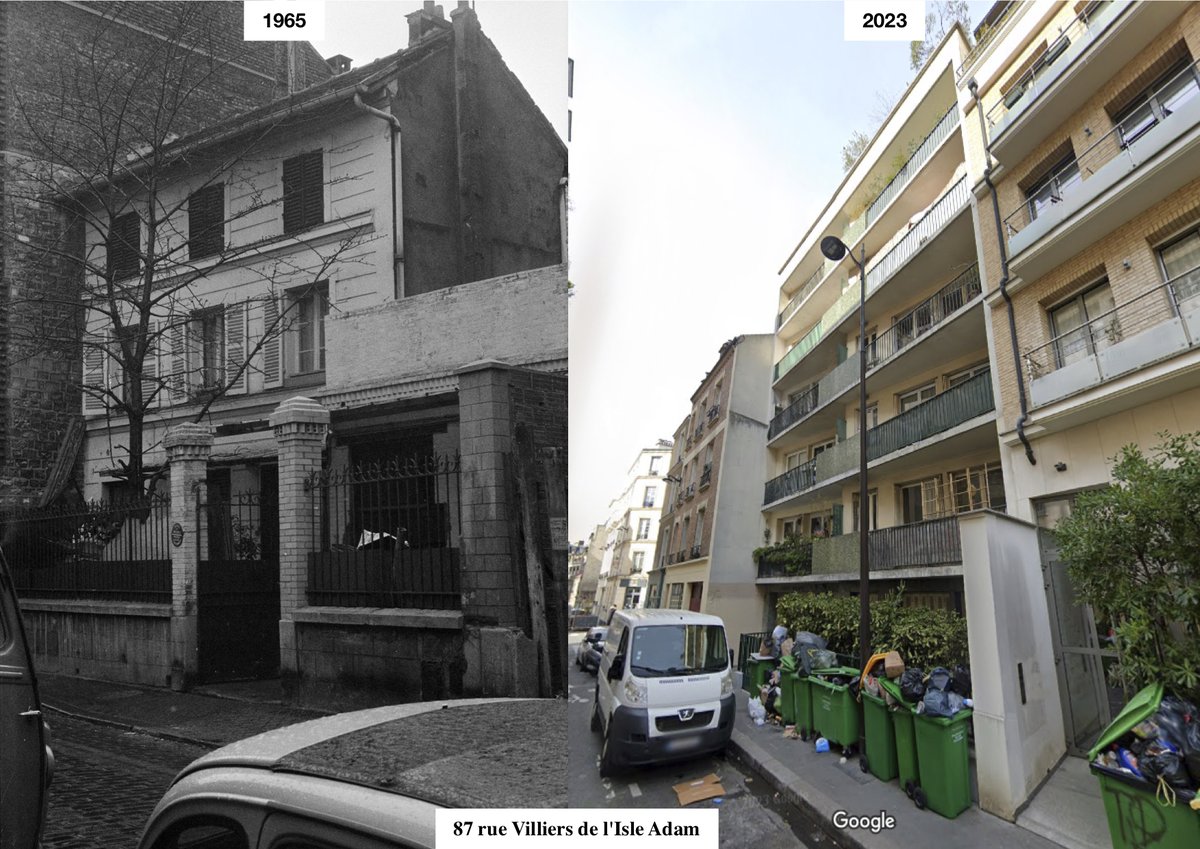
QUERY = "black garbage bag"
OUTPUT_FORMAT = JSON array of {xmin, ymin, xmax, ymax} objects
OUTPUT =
[
  {"xmin": 900, "ymin": 668, "xmax": 926, "ymax": 702},
  {"xmin": 1156, "ymin": 702, "xmax": 1195, "ymax": 752},
  {"xmin": 927, "ymin": 667, "xmax": 953, "ymax": 692},
  {"xmin": 1140, "ymin": 749, "xmax": 1194, "ymax": 791},
  {"xmin": 951, "ymin": 665, "xmax": 972, "ymax": 697},
  {"xmin": 793, "ymin": 631, "xmax": 827, "ymax": 651},
  {"xmin": 922, "ymin": 688, "xmax": 965, "ymax": 718}
]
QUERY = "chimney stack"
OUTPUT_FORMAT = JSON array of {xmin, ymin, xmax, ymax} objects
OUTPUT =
[
  {"xmin": 326, "ymin": 54, "xmax": 352, "ymax": 74},
  {"xmin": 406, "ymin": 2, "xmax": 451, "ymax": 46}
]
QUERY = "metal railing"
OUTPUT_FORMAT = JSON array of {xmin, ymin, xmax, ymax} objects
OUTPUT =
[
  {"xmin": 764, "ymin": 458, "xmax": 817, "ymax": 505},
  {"xmin": 866, "ymin": 105, "xmax": 961, "ymax": 228},
  {"xmin": 812, "ymin": 516, "xmax": 962, "ymax": 574},
  {"xmin": 957, "ymin": 2, "xmax": 1020, "ymax": 83},
  {"xmin": 868, "ymin": 370, "xmax": 994, "ymax": 459},
  {"xmin": 866, "ymin": 176, "xmax": 969, "ymax": 292},
  {"xmin": 1023, "ymin": 268, "xmax": 1200, "ymax": 382},
  {"xmin": 699, "ymin": 465, "xmax": 713, "ymax": 488},
  {"xmin": 1003, "ymin": 57, "xmax": 1200, "ymax": 239},
  {"xmin": 737, "ymin": 631, "xmax": 771, "ymax": 674},
  {"xmin": 866, "ymin": 264, "xmax": 982, "ymax": 370},
  {"xmin": 778, "ymin": 266, "xmax": 827, "ymax": 329},
  {"xmin": 690, "ymin": 544, "xmax": 702, "ymax": 559},
  {"xmin": 756, "ymin": 541, "xmax": 814, "ymax": 579},
  {"xmin": 3, "ymin": 494, "xmax": 172, "ymax": 603},
  {"xmin": 986, "ymin": 0, "xmax": 1121, "ymax": 130},
  {"xmin": 769, "ymin": 384, "xmax": 819, "ymax": 440},
  {"xmin": 774, "ymin": 322, "xmax": 824, "ymax": 382}
]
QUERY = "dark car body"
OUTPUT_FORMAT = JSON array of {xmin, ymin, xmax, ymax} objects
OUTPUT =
[{"xmin": 576, "ymin": 626, "xmax": 607, "ymax": 673}]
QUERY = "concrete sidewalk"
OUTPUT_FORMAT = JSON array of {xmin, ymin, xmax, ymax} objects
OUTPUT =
[
  {"xmin": 37, "ymin": 673, "xmax": 329, "ymax": 749},
  {"xmin": 729, "ymin": 688, "xmax": 1071, "ymax": 849}
]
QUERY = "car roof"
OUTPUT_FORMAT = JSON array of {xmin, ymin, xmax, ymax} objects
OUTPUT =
[
  {"xmin": 176, "ymin": 697, "xmax": 566, "ymax": 809},
  {"xmin": 611, "ymin": 609, "xmax": 726, "ymax": 627}
]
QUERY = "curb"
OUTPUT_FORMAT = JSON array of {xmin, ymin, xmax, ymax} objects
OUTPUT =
[{"xmin": 42, "ymin": 702, "xmax": 222, "ymax": 750}]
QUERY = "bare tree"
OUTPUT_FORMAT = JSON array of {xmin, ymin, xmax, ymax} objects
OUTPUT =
[
  {"xmin": 910, "ymin": 0, "xmax": 973, "ymax": 72},
  {"xmin": 5, "ymin": 7, "xmax": 370, "ymax": 496}
]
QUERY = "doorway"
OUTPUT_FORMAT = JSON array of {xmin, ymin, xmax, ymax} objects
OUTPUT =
[{"xmin": 687, "ymin": 581, "xmax": 703, "ymax": 612}]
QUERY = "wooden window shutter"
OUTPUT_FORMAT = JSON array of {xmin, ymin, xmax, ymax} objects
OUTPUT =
[
  {"xmin": 142, "ymin": 321, "xmax": 161, "ymax": 409},
  {"xmin": 83, "ymin": 340, "xmax": 106, "ymax": 414},
  {"xmin": 107, "ymin": 212, "xmax": 140, "ymax": 279},
  {"xmin": 283, "ymin": 149, "xmax": 324, "ymax": 234},
  {"xmin": 188, "ymin": 184, "xmax": 225, "ymax": 259},
  {"xmin": 261, "ymin": 296, "xmax": 283, "ymax": 389},
  {"xmin": 168, "ymin": 315, "xmax": 189, "ymax": 404},
  {"xmin": 224, "ymin": 302, "xmax": 248, "ymax": 395}
]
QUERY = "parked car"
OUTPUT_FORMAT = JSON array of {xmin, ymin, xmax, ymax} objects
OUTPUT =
[
  {"xmin": 137, "ymin": 697, "xmax": 565, "ymax": 849},
  {"xmin": 0, "ymin": 545, "xmax": 55, "ymax": 849},
  {"xmin": 592, "ymin": 609, "xmax": 733, "ymax": 777},
  {"xmin": 576, "ymin": 626, "xmax": 607, "ymax": 674}
]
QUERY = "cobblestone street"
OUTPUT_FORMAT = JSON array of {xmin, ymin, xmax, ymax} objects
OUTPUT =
[{"xmin": 41, "ymin": 714, "xmax": 209, "ymax": 849}]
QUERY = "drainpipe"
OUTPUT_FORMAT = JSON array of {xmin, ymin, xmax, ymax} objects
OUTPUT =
[
  {"xmin": 354, "ymin": 88, "xmax": 404, "ymax": 298},
  {"xmin": 970, "ymin": 79, "xmax": 1036, "ymax": 466}
]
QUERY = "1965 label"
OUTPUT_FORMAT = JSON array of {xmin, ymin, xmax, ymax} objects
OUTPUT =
[
  {"xmin": 844, "ymin": 1, "xmax": 926, "ymax": 42},
  {"xmin": 244, "ymin": 1, "xmax": 325, "ymax": 41}
]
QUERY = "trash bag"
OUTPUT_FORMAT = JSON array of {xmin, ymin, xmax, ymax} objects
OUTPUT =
[
  {"xmin": 927, "ymin": 667, "xmax": 953, "ymax": 692},
  {"xmin": 748, "ymin": 697, "xmax": 766, "ymax": 723},
  {"xmin": 921, "ymin": 688, "xmax": 965, "ymax": 718},
  {"xmin": 806, "ymin": 648, "xmax": 838, "ymax": 671},
  {"xmin": 1156, "ymin": 702, "xmax": 1194, "ymax": 751},
  {"xmin": 1140, "ymin": 749, "xmax": 1193, "ymax": 790},
  {"xmin": 794, "ymin": 631, "xmax": 828, "ymax": 651},
  {"xmin": 951, "ymin": 665, "xmax": 972, "ymax": 697},
  {"xmin": 863, "ymin": 674, "xmax": 881, "ymax": 698},
  {"xmin": 900, "ymin": 668, "xmax": 926, "ymax": 702}
]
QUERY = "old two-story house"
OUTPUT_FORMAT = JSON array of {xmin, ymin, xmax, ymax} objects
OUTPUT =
[{"xmin": 17, "ymin": 1, "xmax": 567, "ymax": 706}]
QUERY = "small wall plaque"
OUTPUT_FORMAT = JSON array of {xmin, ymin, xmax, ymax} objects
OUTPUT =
[{"xmin": 171, "ymin": 523, "xmax": 185, "ymax": 548}]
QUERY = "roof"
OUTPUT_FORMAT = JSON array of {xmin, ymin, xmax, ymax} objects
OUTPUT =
[
  {"xmin": 177, "ymin": 698, "xmax": 566, "ymax": 809},
  {"xmin": 613, "ymin": 609, "xmax": 726, "ymax": 628}
]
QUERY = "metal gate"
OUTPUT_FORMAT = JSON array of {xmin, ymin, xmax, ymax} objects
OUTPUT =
[
  {"xmin": 197, "ymin": 490, "xmax": 280, "ymax": 683},
  {"xmin": 1037, "ymin": 496, "xmax": 1125, "ymax": 755}
]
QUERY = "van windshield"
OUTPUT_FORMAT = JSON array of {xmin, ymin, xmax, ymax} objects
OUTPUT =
[{"xmin": 629, "ymin": 624, "xmax": 728, "ymax": 678}]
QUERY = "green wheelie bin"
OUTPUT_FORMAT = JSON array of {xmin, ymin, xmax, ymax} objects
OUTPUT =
[
  {"xmin": 880, "ymin": 678, "xmax": 920, "ymax": 799},
  {"xmin": 1087, "ymin": 682, "xmax": 1200, "ymax": 849},
  {"xmin": 913, "ymin": 707, "xmax": 974, "ymax": 818},
  {"xmin": 777, "ymin": 655, "xmax": 798, "ymax": 724},
  {"xmin": 809, "ymin": 667, "xmax": 861, "ymax": 755},
  {"xmin": 860, "ymin": 688, "xmax": 898, "ymax": 781},
  {"xmin": 790, "ymin": 672, "xmax": 814, "ymax": 740},
  {"xmin": 743, "ymin": 653, "xmax": 775, "ymax": 695}
]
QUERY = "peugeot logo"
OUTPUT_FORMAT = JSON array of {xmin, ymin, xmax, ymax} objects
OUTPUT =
[{"xmin": 678, "ymin": 708, "xmax": 694, "ymax": 721}]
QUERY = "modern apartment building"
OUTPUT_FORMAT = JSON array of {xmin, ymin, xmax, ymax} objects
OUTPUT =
[
  {"xmin": 761, "ymin": 29, "xmax": 996, "ymax": 620},
  {"xmin": 958, "ymin": 0, "xmax": 1200, "ymax": 818},
  {"xmin": 646, "ymin": 335, "xmax": 772, "ymax": 640},
  {"xmin": 593, "ymin": 444, "xmax": 670, "ymax": 614}
]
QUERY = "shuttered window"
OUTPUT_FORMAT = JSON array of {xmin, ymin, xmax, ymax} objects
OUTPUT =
[
  {"xmin": 107, "ymin": 212, "xmax": 140, "ymax": 279},
  {"xmin": 188, "ymin": 184, "xmax": 225, "ymax": 259},
  {"xmin": 282, "ymin": 150, "xmax": 324, "ymax": 234}
]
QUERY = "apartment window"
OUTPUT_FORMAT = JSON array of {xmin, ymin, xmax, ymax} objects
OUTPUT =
[
  {"xmin": 694, "ymin": 508, "xmax": 705, "ymax": 549},
  {"xmin": 188, "ymin": 184, "xmax": 225, "ymax": 259},
  {"xmin": 810, "ymin": 438, "xmax": 835, "ymax": 461},
  {"xmin": 1113, "ymin": 60, "xmax": 1200, "ymax": 148},
  {"xmin": 1025, "ymin": 155, "xmax": 1082, "ymax": 223},
  {"xmin": 668, "ymin": 583, "xmax": 684, "ymax": 610},
  {"xmin": 856, "ymin": 404, "xmax": 879, "ymax": 431},
  {"xmin": 1159, "ymin": 226, "xmax": 1200, "ymax": 306},
  {"xmin": 636, "ymin": 518, "xmax": 651, "ymax": 540},
  {"xmin": 851, "ymin": 490, "xmax": 878, "ymax": 533},
  {"xmin": 107, "ymin": 212, "xmax": 140, "ymax": 279},
  {"xmin": 1049, "ymin": 280, "xmax": 1116, "ymax": 367},
  {"xmin": 649, "ymin": 455, "xmax": 661, "ymax": 474},
  {"xmin": 192, "ymin": 308, "xmax": 224, "ymax": 392},
  {"xmin": 282, "ymin": 149, "xmax": 324, "ymax": 234},
  {"xmin": 950, "ymin": 463, "xmax": 1007, "ymax": 513},
  {"xmin": 623, "ymin": 586, "xmax": 641, "ymax": 609},
  {"xmin": 680, "ymin": 518, "xmax": 690, "ymax": 554},
  {"xmin": 289, "ymin": 282, "xmax": 329, "ymax": 375},
  {"xmin": 782, "ymin": 519, "xmax": 797, "ymax": 540},
  {"xmin": 900, "ymin": 477, "xmax": 944, "ymax": 523},
  {"xmin": 631, "ymin": 551, "xmax": 645, "ymax": 573},
  {"xmin": 785, "ymin": 450, "xmax": 804, "ymax": 471},
  {"xmin": 898, "ymin": 382, "xmax": 936, "ymax": 413},
  {"xmin": 643, "ymin": 486, "xmax": 656, "ymax": 508},
  {"xmin": 947, "ymin": 363, "xmax": 990, "ymax": 388}
]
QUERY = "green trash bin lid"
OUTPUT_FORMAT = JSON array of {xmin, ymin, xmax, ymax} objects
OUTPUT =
[
  {"xmin": 877, "ymin": 677, "xmax": 913, "ymax": 710},
  {"xmin": 780, "ymin": 655, "xmax": 798, "ymax": 672},
  {"xmin": 811, "ymin": 665, "xmax": 860, "ymax": 677},
  {"xmin": 1086, "ymin": 682, "xmax": 1163, "ymax": 762}
]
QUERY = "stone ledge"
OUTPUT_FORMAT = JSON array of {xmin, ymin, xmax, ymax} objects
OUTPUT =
[
  {"xmin": 17, "ymin": 599, "xmax": 170, "ymax": 618},
  {"xmin": 291, "ymin": 606, "xmax": 463, "ymax": 630}
]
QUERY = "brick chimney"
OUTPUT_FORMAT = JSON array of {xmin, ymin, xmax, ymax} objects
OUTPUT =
[
  {"xmin": 326, "ymin": 54, "xmax": 352, "ymax": 74},
  {"xmin": 406, "ymin": 1, "xmax": 451, "ymax": 46}
]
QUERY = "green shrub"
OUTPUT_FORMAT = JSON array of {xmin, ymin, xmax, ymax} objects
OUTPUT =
[
  {"xmin": 752, "ymin": 537, "xmax": 813, "ymax": 575},
  {"xmin": 774, "ymin": 586, "xmax": 969, "ymax": 670}
]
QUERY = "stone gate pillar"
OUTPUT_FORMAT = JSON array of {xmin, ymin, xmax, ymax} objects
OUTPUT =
[
  {"xmin": 164, "ymin": 422, "xmax": 212, "ymax": 691},
  {"xmin": 270, "ymin": 396, "xmax": 330, "ymax": 685}
]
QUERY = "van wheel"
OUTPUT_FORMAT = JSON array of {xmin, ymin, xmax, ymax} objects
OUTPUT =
[{"xmin": 599, "ymin": 726, "xmax": 618, "ymax": 778}]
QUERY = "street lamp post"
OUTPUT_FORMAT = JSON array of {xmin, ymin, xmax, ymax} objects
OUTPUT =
[{"xmin": 820, "ymin": 235, "xmax": 871, "ymax": 671}]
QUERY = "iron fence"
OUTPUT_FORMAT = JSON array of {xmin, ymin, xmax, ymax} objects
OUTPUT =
[
  {"xmin": 3, "ymin": 494, "xmax": 171, "ymax": 602},
  {"xmin": 866, "ymin": 264, "xmax": 982, "ymax": 370},
  {"xmin": 737, "ymin": 631, "xmax": 771, "ymax": 673},
  {"xmin": 305, "ymin": 455, "xmax": 461, "ymax": 610}
]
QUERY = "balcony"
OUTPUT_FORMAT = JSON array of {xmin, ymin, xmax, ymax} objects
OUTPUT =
[
  {"xmin": 1003, "ymin": 59, "xmax": 1200, "ymax": 283},
  {"xmin": 986, "ymin": 1, "xmax": 1184, "ymax": 167},
  {"xmin": 1024, "ymin": 268, "xmax": 1200, "ymax": 408},
  {"xmin": 690, "ymin": 544, "xmax": 702, "ymax": 559},
  {"xmin": 756, "ymin": 540, "xmax": 814, "ymax": 580},
  {"xmin": 685, "ymin": 483, "xmax": 696, "ymax": 500},
  {"xmin": 699, "ymin": 464, "xmax": 712, "ymax": 489},
  {"xmin": 763, "ymin": 370, "xmax": 994, "ymax": 507},
  {"xmin": 865, "ymin": 105, "xmax": 961, "ymax": 230},
  {"xmin": 811, "ymin": 517, "xmax": 962, "ymax": 576}
]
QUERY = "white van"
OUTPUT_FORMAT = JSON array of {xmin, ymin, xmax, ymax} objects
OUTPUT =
[{"xmin": 591, "ymin": 609, "xmax": 734, "ymax": 776}]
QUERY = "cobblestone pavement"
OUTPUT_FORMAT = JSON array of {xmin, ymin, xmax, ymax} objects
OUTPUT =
[{"xmin": 42, "ymin": 714, "xmax": 210, "ymax": 849}]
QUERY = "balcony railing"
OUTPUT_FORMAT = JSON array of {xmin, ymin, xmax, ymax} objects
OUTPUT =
[
  {"xmin": 985, "ymin": 0, "xmax": 1122, "ymax": 132},
  {"xmin": 756, "ymin": 541, "xmax": 814, "ymax": 579},
  {"xmin": 1003, "ymin": 58, "xmax": 1200, "ymax": 240},
  {"xmin": 956, "ymin": 1, "xmax": 1020, "ymax": 83},
  {"xmin": 685, "ymin": 483, "xmax": 696, "ymax": 500},
  {"xmin": 865, "ymin": 105, "xmax": 961, "ymax": 228},
  {"xmin": 812, "ymin": 516, "xmax": 962, "ymax": 575},
  {"xmin": 764, "ymin": 458, "xmax": 817, "ymax": 505},
  {"xmin": 769, "ymin": 356, "xmax": 858, "ymax": 442},
  {"xmin": 1023, "ymin": 267, "xmax": 1200, "ymax": 386},
  {"xmin": 865, "ymin": 176, "xmax": 969, "ymax": 293},
  {"xmin": 690, "ymin": 544, "xmax": 702, "ymax": 559},
  {"xmin": 866, "ymin": 264, "xmax": 982, "ymax": 370},
  {"xmin": 779, "ymin": 266, "xmax": 826, "ymax": 329},
  {"xmin": 699, "ymin": 464, "xmax": 712, "ymax": 489},
  {"xmin": 769, "ymin": 384, "xmax": 819, "ymax": 439}
]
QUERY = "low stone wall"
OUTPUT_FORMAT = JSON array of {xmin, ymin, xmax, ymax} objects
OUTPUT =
[{"xmin": 20, "ymin": 599, "xmax": 172, "ymax": 687}]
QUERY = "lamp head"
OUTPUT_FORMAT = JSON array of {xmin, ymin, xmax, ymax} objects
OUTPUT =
[{"xmin": 820, "ymin": 235, "xmax": 847, "ymax": 261}]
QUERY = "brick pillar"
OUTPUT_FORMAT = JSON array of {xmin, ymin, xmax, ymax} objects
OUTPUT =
[
  {"xmin": 269, "ymin": 396, "xmax": 329, "ymax": 682},
  {"xmin": 457, "ymin": 361, "xmax": 518, "ymax": 626},
  {"xmin": 164, "ymin": 422, "xmax": 212, "ymax": 691}
]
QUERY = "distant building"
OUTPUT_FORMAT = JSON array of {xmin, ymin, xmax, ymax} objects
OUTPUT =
[
  {"xmin": 593, "ymin": 443, "xmax": 670, "ymax": 614},
  {"xmin": 568, "ymin": 525, "xmax": 605, "ymax": 613}
]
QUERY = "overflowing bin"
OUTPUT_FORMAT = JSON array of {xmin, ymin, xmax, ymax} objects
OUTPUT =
[
  {"xmin": 912, "ymin": 707, "xmax": 974, "ymax": 818},
  {"xmin": 777, "ymin": 655, "xmax": 798, "ymax": 724},
  {"xmin": 790, "ymin": 672, "xmax": 813, "ymax": 740},
  {"xmin": 743, "ymin": 653, "xmax": 775, "ymax": 695},
  {"xmin": 860, "ymin": 688, "xmax": 898, "ymax": 781},
  {"xmin": 809, "ymin": 666, "xmax": 861, "ymax": 755},
  {"xmin": 879, "ymin": 678, "xmax": 920, "ymax": 798},
  {"xmin": 1088, "ymin": 683, "xmax": 1200, "ymax": 849}
]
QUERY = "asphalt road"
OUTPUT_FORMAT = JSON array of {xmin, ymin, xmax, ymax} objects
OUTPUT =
[
  {"xmin": 566, "ymin": 647, "xmax": 837, "ymax": 849},
  {"xmin": 41, "ymin": 713, "xmax": 209, "ymax": 849}
]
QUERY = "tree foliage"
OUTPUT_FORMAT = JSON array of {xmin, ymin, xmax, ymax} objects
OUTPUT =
[
  {"xmin": 910, "ymin": 1, "xmax": 972, "ymax": 72},
  {"xmin": 840, "ymin": 130, "xmax": 870, "ymax": 173},
  {"xmin": 1055, "ymin": 434, "xmax": 1200, "ymax": 700}
]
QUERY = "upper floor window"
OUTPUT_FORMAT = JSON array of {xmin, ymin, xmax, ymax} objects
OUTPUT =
[
  {"xmin": 1113, "ymin": 60, "xmax": 1200, "ymax": 148},
  {"xmin": 282, "ymin": 149, "xmax": 324, "ymax": 234},
  {"xmin": 642, "ymin": 486, "xmax": 656, "ymax": 508},
  {"xmin": 289, "ymin": 282, "xmax": 329, "ymax": 375},
  {"xmin": 947, "ymin": 363, "xmax": 990, "ymax": 388},
  {"xmin": 192, "ymin": 307, "xmax": 224, "ymax": 392},
  {"xmin": 1159, "ymin": 225, "xmax": 1200, "ymax": 306},
  {"xmin": 636, "ymin": 518, "xmax": 651, "ymax": 540},
  {"xmin": 1049, "ymin": 279, "xmax": 1115, "ymax": 367},
  {"xmin": 631, "ymin": 551, "xmax": 645, "ymax": 573},
  {"xmin": 107, "ymin": 211, "xmax": 140, "ymax": 279},
  {"xmin": 649, "ymin": 455, "xmax": 661, "ymax": 474},
  {"xmin": 898, "ymin": 382, "xmax": 936, "ymax": 413},
  {"xmin": 1026, "ymin": 155, "xmax": 1081, "ymax": 222},
  {"xmin": 188, "ymin": 184, "xmax": 225, "ymax": 259}
]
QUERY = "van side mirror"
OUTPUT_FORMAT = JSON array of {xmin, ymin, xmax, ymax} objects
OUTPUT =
[{"xmin": 607, "ymin": 655, "xmax": 625, "ymax": 681}]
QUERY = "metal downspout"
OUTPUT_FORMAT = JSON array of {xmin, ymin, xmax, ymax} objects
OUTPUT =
[
  {"xmin": 970, "ymin": 80, "xmax": 1036, "ymax": 466},
  {"xmin": 354, "ymin": 90, "xmax": 403, "ymax": 297}
]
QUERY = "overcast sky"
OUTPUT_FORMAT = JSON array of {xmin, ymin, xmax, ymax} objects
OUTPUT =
[{"xmin": 566, "ymin": 1, "xmax": 990, "ymax": 542}]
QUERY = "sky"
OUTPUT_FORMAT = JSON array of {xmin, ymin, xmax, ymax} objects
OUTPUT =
[{"xmin": 566, "ymin": 1, "xmax": 990, "ymax": 542}]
